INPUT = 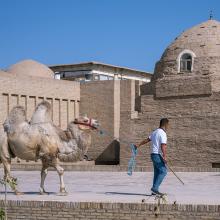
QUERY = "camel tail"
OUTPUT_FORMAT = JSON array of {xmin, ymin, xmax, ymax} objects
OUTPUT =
[{"xmin": 57, "ymin": 150, "xmax": 84, "ymax": 162}]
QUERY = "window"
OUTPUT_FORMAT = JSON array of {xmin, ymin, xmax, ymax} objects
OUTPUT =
[
  {"xmin": 85, "ymin": 74, "xmax": 92, "ymax": 80},
  {"xmin": 177, "ymin": 50, "xmax": 196, "ymax": 73},
  {"xmin": 180, "ymin": 53, "xmax": 192, "ymax": 72},
  {"xmin": 99, "ymin": 75, "xmax": 108, "ymax": 81},
  {"xmin": 93, "ymin": 75, "xmax": 100, "ymax": 81}
]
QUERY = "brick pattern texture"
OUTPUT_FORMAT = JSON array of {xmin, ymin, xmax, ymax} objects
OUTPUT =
[
  {"xmin": 80, "ymin": 81, "xmax": 115, "ymax": 160},
  {"xmin": 0, "ymin": 200, "xmax": 219, "ymax": 220},
  {"xmin": 120, "ymin": 91, "xmax": 220, "ymax": 168},
  {"xmin": 0, "ymin": 72, "xmax": 80, "ymax": 129}
]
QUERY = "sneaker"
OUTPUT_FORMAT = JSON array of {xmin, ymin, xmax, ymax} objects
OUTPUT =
[{"xmin": 151, "ymin": 188, "xmax": 165, "ymax": 196}]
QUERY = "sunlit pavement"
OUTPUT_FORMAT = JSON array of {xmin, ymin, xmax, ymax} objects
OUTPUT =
[{"xmin": 0, "ymin": 170, "xmax": 219, "ymax": 205}]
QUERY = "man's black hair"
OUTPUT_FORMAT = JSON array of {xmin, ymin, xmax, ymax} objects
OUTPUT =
[{"xmin": 160, "ymin": 118, "xmax": 169, "ymax": 127}]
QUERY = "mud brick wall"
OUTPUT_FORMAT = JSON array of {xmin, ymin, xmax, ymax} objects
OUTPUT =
[
  {"xmin": 0, "ymin": 72, "xmax": 80, "ymax": 129},
  {"xmin": 119, "ymin": 80, "xmax": 137, "ymax": 164},
  {"xmin": 0, "ymin": 200, "xmax": 219, "ymax": 220},
  {"xmin": 80, "ymin": 80, "xmax": 120, "ymax": 164},
  {"xmin": 80, "ymin": 80, "xmax": 137, "ymax": 165},
  {"xmin": 154, "ymin": 56, "xmax": 220, "ymax": 78},
  {"xmin": 155, "ymin": 75, "xmax": 212, "ymax": 98},
  {"xmin": 120, "ymin": 91, "xmax": 220, "ymax": 168}
]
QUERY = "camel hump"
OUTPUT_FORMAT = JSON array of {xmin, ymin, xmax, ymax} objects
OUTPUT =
[
  {"xmin": 8, "ymin": 105, "xmax": 26, "ymax": 120},
  {"xmin": 36, "ymin": 101, "xmax": 52, "ymax": 110},
  {"xmin": 31, "ymin": 100, "xmax": 52, "ymax": 124}
]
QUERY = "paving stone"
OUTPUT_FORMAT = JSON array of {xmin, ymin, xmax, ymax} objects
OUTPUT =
[{"xmin": 0, "ymin": 170, "xmax": 219, "ymax": 205}]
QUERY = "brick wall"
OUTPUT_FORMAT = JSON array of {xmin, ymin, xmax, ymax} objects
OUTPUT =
[
  {"xmin": 80, "ymin": 81, "xmax": 120, "ymax": 164},
  {"xmin": 2, "ymin": 69, "xmax": 219, "ymax": 169},
  {"xmin": 119, "ymin": 80, "xmax": 137, "ymax": 165},
  {"xmin": 120, "ymin": 90, "xmax": 220, "ymax": 168},
  {"xmin": 155, "ymin": 75, "xmax": 212, "ymax": 98},
  {"xmin": 81, "ymin": 79, "xmax": 220, "ymax": 168},
  {"xmin": 80, "ymin": 80, "xmax": 139, "ymax": 165},
  {"xmin": 0, "ymin": 200, "xmax": 219, "ymax": 220},
  {"xmin": 0, "ymin": 72, "xmax": 80, "ymax": 129}
]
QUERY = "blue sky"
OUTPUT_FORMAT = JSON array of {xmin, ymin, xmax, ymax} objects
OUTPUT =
[{"xmin": 0, "ymin": 0, "xmax": 219, "ymax": 72}]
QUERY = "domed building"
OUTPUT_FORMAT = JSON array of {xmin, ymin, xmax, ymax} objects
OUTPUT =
[
  {"xmin": 0, "ymin": 59, "xmax": 80, "ymax": 130},
  {"xmin": 155, "ymin": 19, "xmax": 220, "ymax": 77},
  {"xmin": 120, "ymin": 19, "xmax": 220, "ymax": 169},
  {"xmin": 0, "ymin": 19, "xmax": 219, "ymax": 169},
  {"xmin": 7, "ymin": 59, "xmax": 54, "ymax": 79},
  {"xmin": 146, "ymin": 19, "xmax": 220, "ymax": 98}
]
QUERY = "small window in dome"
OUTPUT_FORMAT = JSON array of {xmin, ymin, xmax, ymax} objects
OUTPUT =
[{"xmin": 180, "ymin": 53, "xmax": 192, "ymax": 72}]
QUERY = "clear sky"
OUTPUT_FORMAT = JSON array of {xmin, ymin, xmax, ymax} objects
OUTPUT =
[{"xmin": 0, "ymin": 0, "xmax": 219, "ymax": 72}]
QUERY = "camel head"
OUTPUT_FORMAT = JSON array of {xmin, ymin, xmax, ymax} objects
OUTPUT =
[
  {"xmin": 72, "ymin": 115, "xmax": 99, "ymax": 131},
  {"xmin": 31, "ymin": 101, "xmax": 52, "ymax": 124},
  {"xmin": 66, "ymin": 116, "xmax": 99, "ymax": 140},
  {"xmin": 65, "ymin": 115, "xmax": 99, "ymax": 157},
  {"xmin": 3, "ymin": 106, "xmax": 26, "ymax": 133}
]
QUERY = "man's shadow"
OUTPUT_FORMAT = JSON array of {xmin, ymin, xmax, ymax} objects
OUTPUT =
[{"xmin": 105, "ymin": 192, "xmax": 152, "ymax": 196}]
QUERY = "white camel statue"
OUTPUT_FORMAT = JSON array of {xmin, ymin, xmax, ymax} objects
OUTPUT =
[{"xmin": 0, "ymin": 101, "xmax": 99, "ymax": 195}]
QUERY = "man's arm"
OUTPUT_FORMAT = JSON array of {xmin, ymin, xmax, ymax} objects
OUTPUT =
[
  {"xmin": 136, "ymin": 137, "xmax": 151, "ymax": 148},
  {"xmin": 161, "ymin": 143, "xmax": 167, "ymax": 163}
]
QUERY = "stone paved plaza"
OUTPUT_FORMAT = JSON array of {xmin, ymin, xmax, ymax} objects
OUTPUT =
[{"xmin": 0, "ymin": 170, "xmax": 219, "ymax": 205}]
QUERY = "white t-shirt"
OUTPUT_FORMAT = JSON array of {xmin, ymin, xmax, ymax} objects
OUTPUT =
[{"xmin": 149, "ymin": 128, "xmax": 167, "ymax": 155}]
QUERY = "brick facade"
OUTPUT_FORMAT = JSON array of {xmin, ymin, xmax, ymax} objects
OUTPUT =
[
  {"xmin": 119, "ymin": 19, "xmax": 220, "ymax": 168},
  {"xmin": 0, "ymin": 200, "xmax": 219, "ymax": 220},
  {"xmin": 80, "ymin": 80, "xmax": 120, "ymax": 164},
  {"xmin": 120, "ymin": 91, "xmax": 220, "ymax": 168},
  {"xmin": 1, "ymin": 19, "xmax": 220, "ymax": 169},
  {"xmin": 0, "ymin": 71, "xmax": 80, "ymax": 129}
]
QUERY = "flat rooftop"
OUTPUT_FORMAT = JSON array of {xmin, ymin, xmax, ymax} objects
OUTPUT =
[
  {"xmin": 50, "ymin": 61, "xmax": 152, "ymax": 78},
  {"xmin": 0, "ymin": 170, "xmax": 219, "ymax": 205}
]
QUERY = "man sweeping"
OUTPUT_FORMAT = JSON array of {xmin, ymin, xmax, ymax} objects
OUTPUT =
[{"xmin": 135, "ymin": 118, "xmax": 169, "ymax": 196}]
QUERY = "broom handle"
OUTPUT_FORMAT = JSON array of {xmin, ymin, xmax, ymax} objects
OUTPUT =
[{"xmin": 166, "ymin": 163, "xmax": 185, "ymax": 185}]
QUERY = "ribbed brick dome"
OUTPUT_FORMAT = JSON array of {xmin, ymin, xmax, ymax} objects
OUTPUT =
[
  {"xmin": 154, "ymin": 19, "xmax": 220, "ymax": 78},
  {"xmin": 7, "ymin": 59, "xmax": 54, "ymax": 79},
  {"xmin": 161, "ymin": 19, "xmax": 220, "ymax": 61}
]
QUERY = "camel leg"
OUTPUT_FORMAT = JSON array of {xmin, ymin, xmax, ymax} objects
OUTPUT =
[
  {"xmin": 39, "ymin": 164, "xmax": 49, "ymax": 195},
  {"xmin": 54, "ymin": 164, "xmax": 67, "ymax": 195},
  {"xmin": 83, "ymin": 144, "xmax": 90, "ymax": 161},
  {"xmin": 3, "ymin": 160, "xmax": 21, "ymax": 195},
  {"xmin": 3, "ymin": 160, "xmax": 11, "ymax": 180}
]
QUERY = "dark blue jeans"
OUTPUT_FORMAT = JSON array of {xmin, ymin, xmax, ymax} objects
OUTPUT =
[{"xmin": 151, "ymin": 153, "xmax": 167, "ymax": 192}]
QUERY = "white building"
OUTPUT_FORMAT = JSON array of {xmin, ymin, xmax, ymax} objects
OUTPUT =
[{"xmin": 50, "ymin": 61, "xmax": 152, "ymax": 82}]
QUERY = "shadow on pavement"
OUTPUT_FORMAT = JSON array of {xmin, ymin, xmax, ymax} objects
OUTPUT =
[
  {"xmin": 105, "ymin": 192, "xmax": 152, "ymax": 196},
  {"xmin": 0, "ymin": 191, "xmax": 56, "ymax": 195}
]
